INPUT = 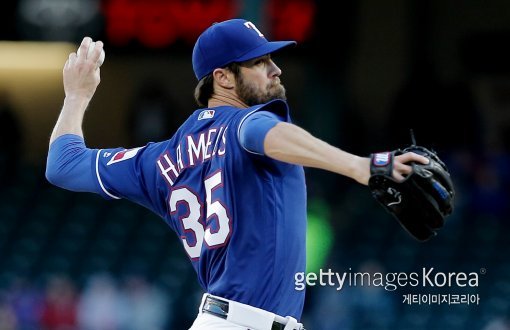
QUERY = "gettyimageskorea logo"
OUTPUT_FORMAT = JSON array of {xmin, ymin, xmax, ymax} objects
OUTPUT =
[{"xmin": 294, "ymin": 267, "xmax": 484, "ymax": 292}]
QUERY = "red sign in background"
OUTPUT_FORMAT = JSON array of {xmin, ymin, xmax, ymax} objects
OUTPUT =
[{"xmin": 102, "ymin": 0, "xmax": 316, "ymax": 48}]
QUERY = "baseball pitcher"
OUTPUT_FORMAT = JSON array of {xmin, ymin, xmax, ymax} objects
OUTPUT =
[{"xmin": 46, "ymin": 19, "xmax": 435, "ymax": 330}]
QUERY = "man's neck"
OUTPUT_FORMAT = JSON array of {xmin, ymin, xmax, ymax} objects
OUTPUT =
[{"xmin": 208, "ymin": 92, "xmax": 249, "ymax": 109}]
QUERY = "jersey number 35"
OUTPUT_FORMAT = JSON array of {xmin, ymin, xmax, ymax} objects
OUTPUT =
[{"xmin": 169, "ymin": 170, "xmax": 231, "ymax": 259}]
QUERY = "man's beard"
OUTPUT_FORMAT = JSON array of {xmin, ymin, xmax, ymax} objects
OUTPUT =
[{"xmin": 235, "ymin": 75, "xmax": 286, "ymax": 106}]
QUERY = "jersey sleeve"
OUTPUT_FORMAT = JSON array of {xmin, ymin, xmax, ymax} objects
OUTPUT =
[
  {"xmin": 46, "ymin": 134, "xmax": 163, "ymax": 215},
  {"xmin": 94, "ymin": 142, "xmax": 165, "ymax": 215},
  {"xmin": 46, "ymin": 134, "xmax": 101, "ymax": 193},
  {"xmin": 236, "ymin": 99, "xmax": 291, "ymax": 155}
]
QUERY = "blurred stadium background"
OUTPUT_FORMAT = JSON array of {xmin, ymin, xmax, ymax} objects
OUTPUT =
[{"xmin": 1, "ymin": 0, "xmax": 510, "ymax": 329}]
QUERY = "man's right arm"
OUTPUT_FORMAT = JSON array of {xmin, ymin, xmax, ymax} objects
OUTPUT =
[
  {"xmin": 47, "ymin": 37, "xmax": 104, "ymax": 190},
  {"xmin": 49, "ymin": 37, "xmax": 103, "ymax": 144},
  {"xmin": 49, "ymin": 96, "xmax": 89, "ymax": 144},
  {"xmin": 46, "ymin": 134, "xmax": 97, "ymax": 192}
]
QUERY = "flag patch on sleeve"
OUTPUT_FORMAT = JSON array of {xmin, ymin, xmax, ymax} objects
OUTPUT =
[{"xmin": 107, "ymin": 147, "xmax": 142, "ymax": 165}]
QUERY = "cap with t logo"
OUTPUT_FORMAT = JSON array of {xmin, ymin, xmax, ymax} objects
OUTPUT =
[{"xmin": 192, "ymin": 19, "xmax": 296, "ymax": 80}]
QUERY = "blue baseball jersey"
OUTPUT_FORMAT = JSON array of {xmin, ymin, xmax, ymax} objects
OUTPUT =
[{"xmin": 92, "ymin": 99, "xmax": 306, "ymax": 318}]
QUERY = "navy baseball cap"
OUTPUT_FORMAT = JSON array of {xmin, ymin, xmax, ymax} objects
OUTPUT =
[{"xmin": 192, "ymin": 19, "xmax": 296, "ymax": 80}]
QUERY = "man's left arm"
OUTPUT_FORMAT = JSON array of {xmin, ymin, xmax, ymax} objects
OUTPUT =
[{"xmin": 262, "ymin": 122, "xmax": 429, "ymax": 185}]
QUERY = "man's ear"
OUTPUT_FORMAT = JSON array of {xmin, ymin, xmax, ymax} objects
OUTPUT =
[{"xmin": 212, "ymin": 68, "xmax": 235, "ymax": 89}]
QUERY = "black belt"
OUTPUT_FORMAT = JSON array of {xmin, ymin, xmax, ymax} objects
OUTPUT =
[{"xmin": 201, "ymin": 295, "xmax": 302, "ymax": 330}]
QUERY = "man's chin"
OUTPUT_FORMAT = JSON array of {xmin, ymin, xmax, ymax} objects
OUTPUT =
[
  {"xmin": 269, "ymin": 86, "xmax": 286, "ymax": 101},
  {"xmin": 241, "ymin": 89, "xmax": 286, "ymax": 106}
]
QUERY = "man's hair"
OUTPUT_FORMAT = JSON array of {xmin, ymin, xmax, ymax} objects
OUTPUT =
[{"xmin": 194, "ymin": 62, "xmax": 241, "ymax": 108}]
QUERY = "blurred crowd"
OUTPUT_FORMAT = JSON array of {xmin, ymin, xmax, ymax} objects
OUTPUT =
[{"xmin": 0, "ymin": 273, "xmax": 171, "ymax": 330}]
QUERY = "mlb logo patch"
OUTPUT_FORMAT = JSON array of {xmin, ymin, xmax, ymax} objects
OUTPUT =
[
  {"xmin": 198, "ymin": 110, "xmax": 215, "ymax": 120},
  {"xmin": 107, "ymin": 147, "xmax": 142, "ymax": 165},
  {"xmin": 373, "ymin": 152, "xmax": 390, "ymax": 166}
]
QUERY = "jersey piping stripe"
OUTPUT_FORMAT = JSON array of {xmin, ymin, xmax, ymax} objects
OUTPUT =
[{"xmin": 96, "ymin": 149, "xmax": 121, "ymax": 200}]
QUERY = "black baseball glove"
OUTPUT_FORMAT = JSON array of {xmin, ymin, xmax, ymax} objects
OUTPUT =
[{"xmin": 368, "ymin": 145, "xmax": 455, "ymax": 241}]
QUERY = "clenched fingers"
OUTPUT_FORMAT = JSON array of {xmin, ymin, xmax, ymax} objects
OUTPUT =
[
  {"xmin": 397, "ymin": 152, "xmax": 429, "ymax": 165},
  {"xmin": 89, "ymin": 40, "xmax": 104, "ymax": 64},
  {"xmin": 77, "ymin": 37, "xmax": 92, "ymax": 62},
  {"xmin": 392, "ymin": 152, "xmax": 429, "ymax": 181},
  {"xmin": 392, "ymin": 162, "xmax": 413, "ymax": 181}
]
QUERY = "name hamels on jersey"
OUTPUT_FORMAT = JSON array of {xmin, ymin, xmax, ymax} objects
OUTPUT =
[{"xmin": 157, "ymin": 125, "xmax": 228, "ymax": 186}]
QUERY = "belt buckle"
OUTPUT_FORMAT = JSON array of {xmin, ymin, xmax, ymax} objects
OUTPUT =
[
  {"xmin": 271, "ymin": 321, "xmax": 305, "ymax": 330},
  {"xmin": 204, "ymin": 295, "xmax": 305, "ymax": 330},
  {"xmin": 202, "ymin": 295, "xmax": 229, "ymax": 319},
  {"xmin": 271, "ymin": 322, "xmax": 285, "ymax": 330}
]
